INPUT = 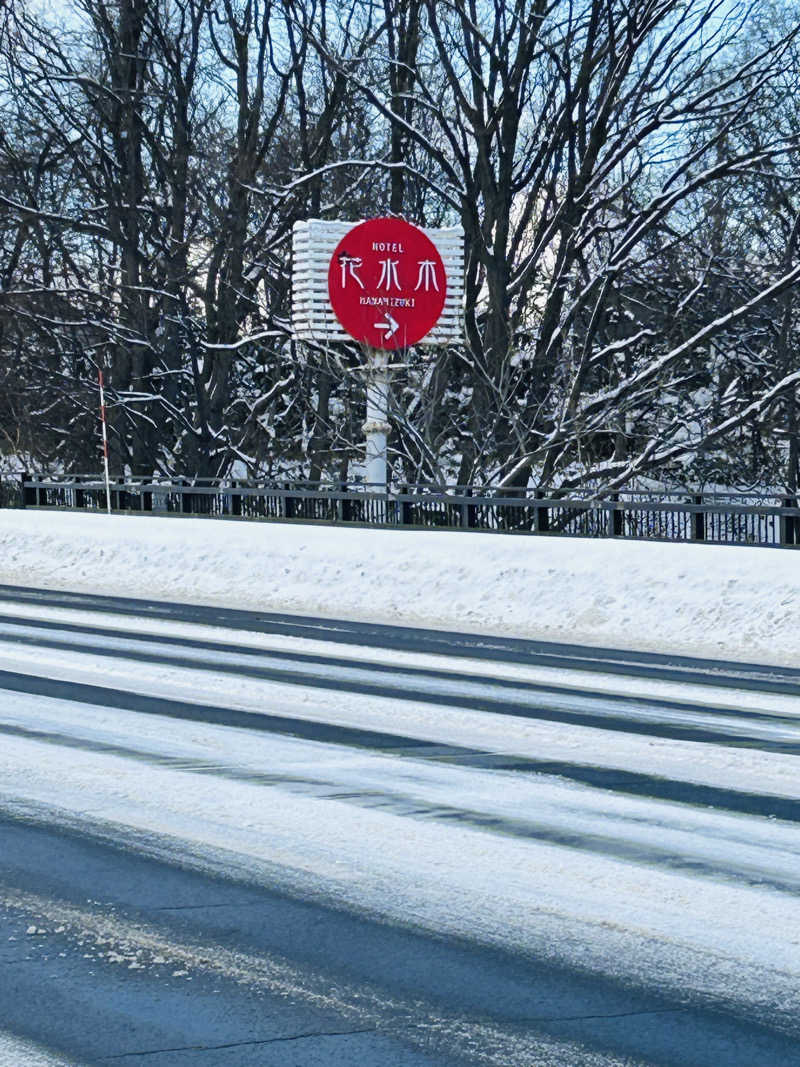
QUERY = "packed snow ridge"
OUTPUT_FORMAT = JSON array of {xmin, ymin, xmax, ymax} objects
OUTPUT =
[{"xmin": 0, "ymin": 510, "xmax": 797, "ymax": 666}]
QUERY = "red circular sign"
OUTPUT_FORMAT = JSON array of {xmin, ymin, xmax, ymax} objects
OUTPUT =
[{"xmin": 328, "ymin": 218, "xmax": 446, "ymax": 350}]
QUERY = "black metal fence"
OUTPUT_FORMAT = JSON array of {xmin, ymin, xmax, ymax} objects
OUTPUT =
[
  {"xmin": 5, "ymin": 473, "xmax": 799, "ymax": 548},
  {"xmin": 0, "ymin": 476, "xmax": 23, "ymax": 510}
]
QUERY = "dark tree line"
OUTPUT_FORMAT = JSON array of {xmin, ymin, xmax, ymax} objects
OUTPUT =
[{"xmin": 1, "ymin": 0, "xmax": 800, "ymax": 492}]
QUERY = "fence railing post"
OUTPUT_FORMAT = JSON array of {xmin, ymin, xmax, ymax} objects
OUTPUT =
[
  {"xmin": 611, "ymin": 493, "xmax": 623, "ymax": 537},
  {"xmin": 535, "ymin": 489, "xmax": 549, "ymax": 533},
  {"xmin": 178, "ymin": 478, "xmax": 190, "ymax": 515},
  {"xmin": 460, "ymin": 486, "xmax": 476, "ymax": 529},
  {"xmin": 693, "ymin": 494, "xmax": 705, "ymax": 541},
  {"xmin": 230, "ymin": 480, "xmax": 242, "ymax": 517},
  {"xmin": 400, "ymin": 484, "xmax": 413, "ymax": 526},
  {"xmin": 780, "ymin": 497, "xmax": 797, "ymax": 546},
  {"xmin": 284, "ymin": 482, "xmax": 295, "ymax": 519}
]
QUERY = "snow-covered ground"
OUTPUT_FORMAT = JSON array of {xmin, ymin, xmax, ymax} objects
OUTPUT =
[
  {"xmin": 0, "ymin": 509, "xmax": 798, "ymax": 664},
  {"xmin": 2, "ymin": 642, "xmax": 799, "ymax": 1034},
  {"xmin": 3, "ymin": 599, "xmax": 799, "ymax": 723},
  {"xmin": 0, "ymin": 562, "xmax": 798, "ymax": 1063},
  {"xmin": 0, "ymin": 1032, "xmax": 77, "ymax": 1067}
]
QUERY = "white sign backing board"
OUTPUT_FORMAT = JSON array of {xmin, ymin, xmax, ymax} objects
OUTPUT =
[{"xmin": 292, "ymin": 219, "xmax": 464, "ymax": 346}]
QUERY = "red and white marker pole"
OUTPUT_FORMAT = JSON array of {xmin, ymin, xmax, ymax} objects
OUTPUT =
[{"xmin": 98, "ymin": 368, "xmax": 112, "ymax": 515}]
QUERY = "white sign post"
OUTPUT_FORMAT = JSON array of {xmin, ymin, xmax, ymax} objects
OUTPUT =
[
  {"xmin": 363, "ymin": 347, "xmax": 391, "ymax": 488},
  {"xmin": 292, "ymin": 218, "xmax": 464, "ymax": 489}
]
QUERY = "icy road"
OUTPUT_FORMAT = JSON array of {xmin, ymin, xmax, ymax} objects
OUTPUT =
[{"xmin": 1, "ymin": 584, "xmax": 799, "ymax": 1066}]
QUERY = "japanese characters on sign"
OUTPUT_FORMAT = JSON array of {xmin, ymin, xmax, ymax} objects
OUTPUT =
[{"xmin": 327, "ymin": 218, "xmax": 447, "ymax": 350}]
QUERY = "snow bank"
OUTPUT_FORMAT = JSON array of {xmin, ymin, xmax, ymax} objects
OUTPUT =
[
  {"xmin": 0, "ymin": 1032, "xmax": 76, "ymax": 1067},
  {"xmin": 0, "ymin": 509, "xmax": 798, "ymax": 665}
]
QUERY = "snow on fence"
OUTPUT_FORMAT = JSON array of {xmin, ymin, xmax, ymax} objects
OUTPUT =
[{"xmin": 6, "ymin": 474, "xmax": 800, "ymax": 549}]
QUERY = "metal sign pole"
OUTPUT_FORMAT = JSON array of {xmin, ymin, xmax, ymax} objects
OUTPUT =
[
  {"xmin": 363, "ymin": 346, "xmax": 391, "ymax": 490},
  {"xmin": 98, "ymin": 368, "xmax": 112, "ymax": 515}
]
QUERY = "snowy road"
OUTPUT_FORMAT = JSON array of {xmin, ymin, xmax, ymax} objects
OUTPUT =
[{"xmin": 1, "ymin": 585, "xmax": 799, "ymax": 1066}]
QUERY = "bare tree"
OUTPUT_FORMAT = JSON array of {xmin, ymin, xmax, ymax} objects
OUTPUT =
[{"xmin": 2, "ymin": 0, "xmax": 800, "ymax": 493}]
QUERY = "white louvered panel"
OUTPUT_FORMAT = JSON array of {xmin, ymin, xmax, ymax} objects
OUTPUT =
[
  {"xmin": 292, "ymin": 270, "xmax": 462, "ymax": 285},
  {"xmin": 296, "ymin": 238, "xmax": 464, "ymax": 253},
  {"xmin": 293, "ymin": 296, "xmax": 462, "ymax": 313},
  {"xmin": 294, "ymin": 220, "xmax": 463, "ymax": 241},
  {"xmin": 293, "ymin": 314, "xmax": 463, "ymax": 327}
]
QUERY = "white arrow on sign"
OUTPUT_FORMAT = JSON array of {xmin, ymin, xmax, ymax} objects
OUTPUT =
[{"xmin": 374, "ymin": 312, "xmax": 399, "ymax": 338}]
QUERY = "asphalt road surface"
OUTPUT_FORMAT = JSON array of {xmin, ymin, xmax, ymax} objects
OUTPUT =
[{"xmin": 0, "ymin": 583, "xmax": 799, "ymax": 1066}]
